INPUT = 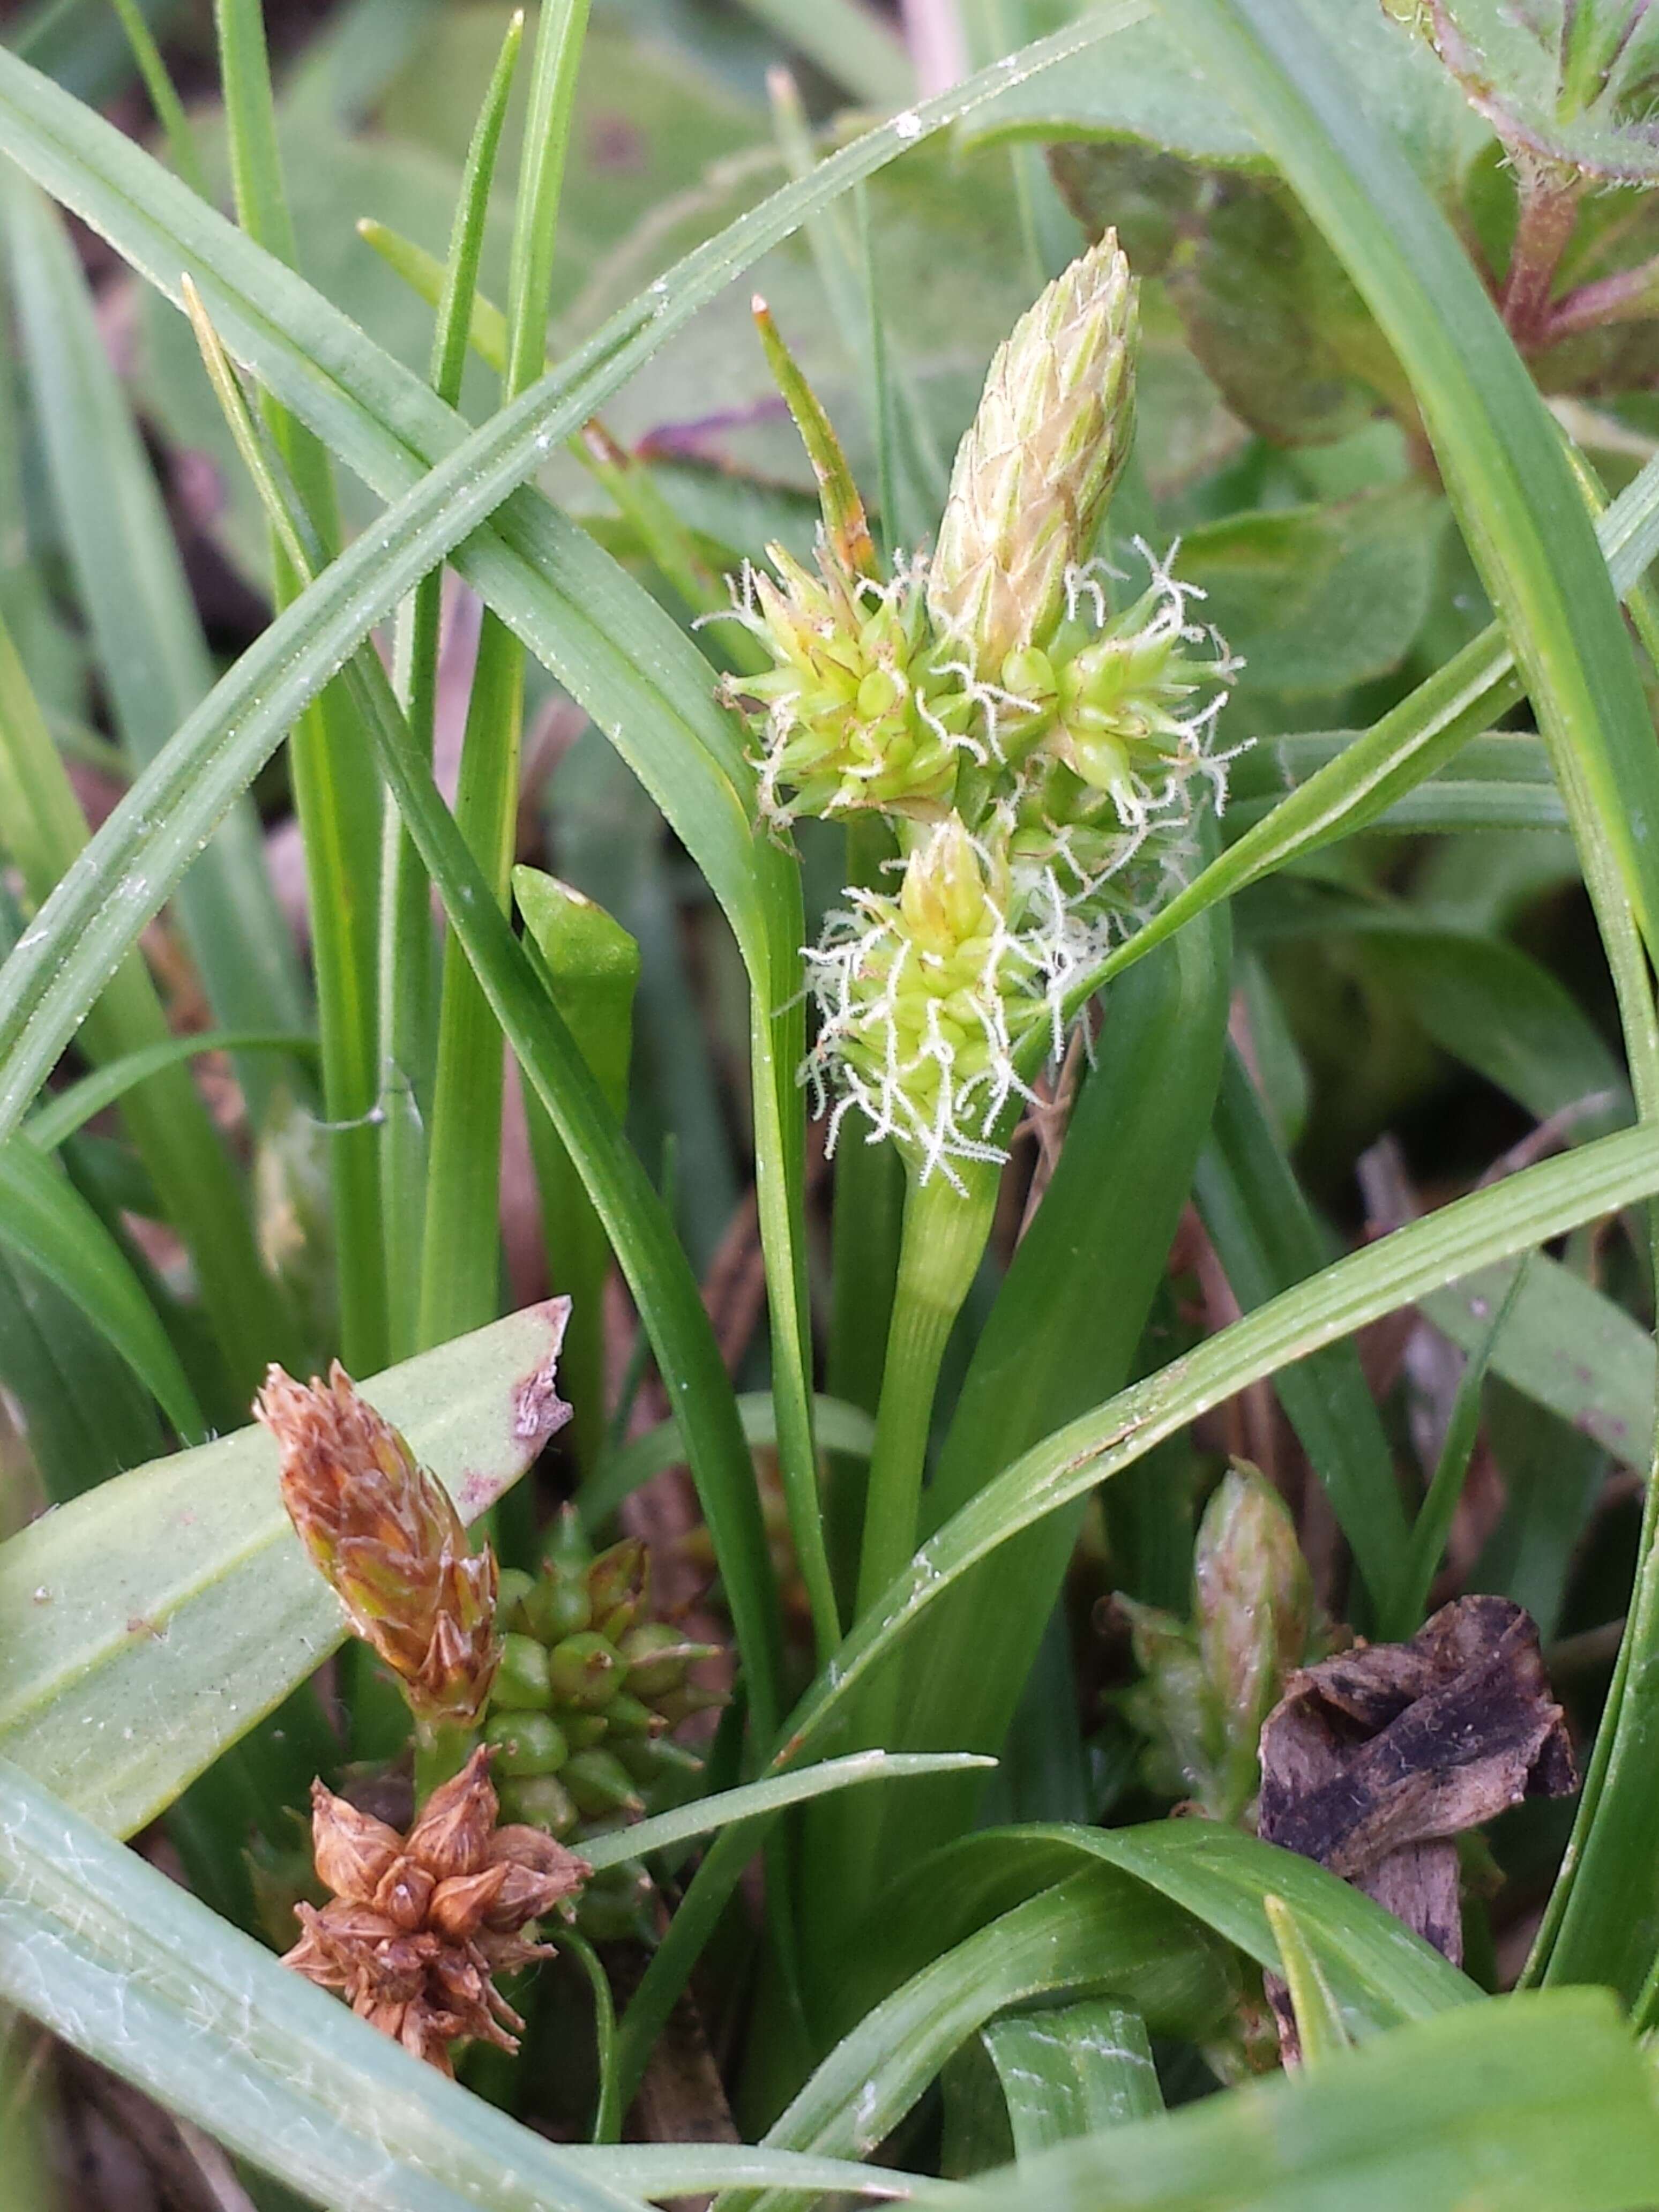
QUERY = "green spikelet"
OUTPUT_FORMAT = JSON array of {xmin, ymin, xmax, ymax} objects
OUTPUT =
[
  {"xmin": 731, "ymin": 546, "xmax": 974, "ymax": 825},
  {"xmin": 485, "ymin": 1511, "xmax": 722, "ymax": 1854},
  {"xmin": 929, "ymin": 230, "xmax": 1139, "ymax": 681}
]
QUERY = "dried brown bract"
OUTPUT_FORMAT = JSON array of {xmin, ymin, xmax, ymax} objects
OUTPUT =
[
  {"xmin": 282, "ymin": 1747, "xmax": 588, "ymax": 2073},
  {"xmin": 1258, "ymin": 1595, "xmax": 1576, "ymax": 2050},
  {"xmin": 257, "ymin": 1362, "xmax": 500, "ymax": 1724}
]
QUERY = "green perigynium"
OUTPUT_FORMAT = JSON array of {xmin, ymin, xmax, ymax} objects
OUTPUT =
[
  {"xmin": 728, "ymin": 547, "xmax": 975, "ymax": 826},
  {"xmin": 728, "ymin": 230, "xmax": 1243, "ymax": 1184}
]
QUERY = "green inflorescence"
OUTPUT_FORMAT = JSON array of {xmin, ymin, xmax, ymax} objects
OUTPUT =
[{"xmin": 720, "ymin": 231, "xmax": 1243, "ymax": 1188}]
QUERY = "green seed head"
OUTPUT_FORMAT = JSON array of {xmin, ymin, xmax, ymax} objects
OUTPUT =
[
  {"xmin": 729, "ymin": 548, "xmax": 974, "ymax": 826},
  {"xmin": 929, "ymin": 230, "xmax": 1139, "ymax": 678}
]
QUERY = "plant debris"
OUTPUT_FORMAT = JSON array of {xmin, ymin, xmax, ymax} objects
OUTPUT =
[{"xmin": 1258, "ymin": 1595, "xmax": 1576, "ymax": 2051}]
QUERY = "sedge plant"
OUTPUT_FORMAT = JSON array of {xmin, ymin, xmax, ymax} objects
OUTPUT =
[{"xmin": 10, "ymin": 0, "xmax": 1659, "ymax": 2206}]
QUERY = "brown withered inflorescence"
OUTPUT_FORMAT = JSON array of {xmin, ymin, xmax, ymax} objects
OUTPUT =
[{"xmin": 283, "ymin": 1747, "xmax": 588, "ymax": 2073}]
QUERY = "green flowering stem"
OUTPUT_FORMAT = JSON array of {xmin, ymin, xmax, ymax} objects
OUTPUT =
[
  {"xmin": 854, "ymin": 1159, "xmax": 1000, "ymax": 1618},
  {"xmin": 413, "ymin": 1718, "xmax": 480, "ymax": 1807}
]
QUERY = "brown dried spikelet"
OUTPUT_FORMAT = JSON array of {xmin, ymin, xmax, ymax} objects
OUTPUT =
[
  {"xmin": 282, "ymin": 1747, "xmax": 588, "ymax": 2073},
  {"xmin": 257, "ymin": 1362, "xmax": 500, "ymax": 1725}
]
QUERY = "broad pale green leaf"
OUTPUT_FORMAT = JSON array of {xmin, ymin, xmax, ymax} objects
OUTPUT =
[
  {"xmin": 0, "ymin": 1758, "xmax": 947, "ymax": 2212},
  {"xmin": 0, "ymin": 1302, "xmax": 570, "ymax": 1836},
  {"xmin": 966, "ymin": 1991, "xmax": 1659, "ymax": 2212}
]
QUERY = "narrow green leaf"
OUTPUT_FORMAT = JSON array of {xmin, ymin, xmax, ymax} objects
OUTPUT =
[
  {"xmin": 379, "ymin": 3, "xmax": 524, "ymax": 1365},
  {"xmin": 579, "ymin": 1751, "xmax": 995, "ymax": 1872},
  {"xmin": 515, "ymin": 863, "xmax": 639, "ymax": 1475},
  {"xmin": 107, "ymin": 0, "xmax": 204, "ymax": 196},
  {"xmin": 724, "ymin": 1873, "xmax": 1235, "ymax": 2212},
  {"xmin": 214, "ymin": 0, "xmax": 387, "ymax": 1372},
  {"xmin": 0, "ymin": 1243, "xmax": 163, "ymax": 1500},
  {"xmin": 1225, "ymin": 730, "xmax": 1564, "ymax": 837},
  {"xmin": 729, "ymin": 0, "xmax": 913, "ymax": 107},
  {"xmin": 1265, "ymin": 1893, "xmax": 1351, "ymax": 2065},
  {"xmin": 1194, "ymin": 1045, "xmax": 1408, "ymax": 1611},
  {"xmin": 582, "ymin": 1390, "xmax": 877, "ymax": 1530},
  {"xmin": 0, "ymin": 1301, "xmax": 568, "ymax": 1835},
  {"xmin": 0, "ymin": 1137, "xmax": 202, "ymax": 1439},
  {"xmin": 965, "ymin": 1991, "xmax": 1659, "ymax": 2212},
  {"xmin": 420, "ymin": 0, "xmax": 589, "ymax": 1352},
  {"xmin": 25, "ymin": 1028, "xmax": 317, "ymax": 1151},
  {"xmin": 981, "ymin": 2000, "xmax": 1163, "ymax": 2150},
  {"xmin": 1, "ymin": 171, "xmax": 310, "ymax": 1123},
  {"xmin": 1422, "ymin": 1255, "xmax": 1653, "ymax": 1475},
  {"xmin": 861, "ymin": 1820, "xmax": 1474, "ymax": 2042},
  {"xmin": 0, "ymin": 600, "xmax": 298, "ymax": 1402},
  {"xmin": 1382, "ymin": 1259, "xmax": 1530, "ymax": 1642}
]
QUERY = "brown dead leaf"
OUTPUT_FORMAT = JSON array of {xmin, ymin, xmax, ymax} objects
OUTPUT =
[{"xmin": 1258, "ymin": 1595, "xmax": 1575, "ymax": 2049}]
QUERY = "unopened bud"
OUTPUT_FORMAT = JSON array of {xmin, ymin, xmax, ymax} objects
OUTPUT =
[
  {"xmin": 930, "ymin": 231, "xmax": 1138, "ymax": 676},
  {"xmin": 1194, "ymin": 1464, "xmax": 1312, "ymax": 1793},
  {"xmin": 257, "ymin": 1363, "xmax": 500, "ymax": 1726}
]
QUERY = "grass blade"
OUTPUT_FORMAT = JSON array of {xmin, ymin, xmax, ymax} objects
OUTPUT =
[
  {"xmin": 379, "ymin": 4, "xmax": 524, "ymax": 1362},
  {"xmin": 0, "ymin": 600, "xmax": 298, "ymax": 1401},
  {"xmin": 1194, "ymin": 1045, "xmax": 1409, "ymax": 1612},
  {"xmin": 1, "ymin": 170, "xmax": 310, "ymax": 1127},
  {"xmin": 419, "ymin": 0, "xmax": 589, "ymax": 1350},
  {"xmin": 724, "ymin": 1874, "xmax": 1234, "ymax": 2212},
  {"xmin": 0, "ymin": 1137, "xmax": 203, "ymax": 1438},
  {"xmin": 981, "ymin": 2001, "xmax": 1163, "ymax": 2151},
  {"xmin": 964, "ymin": 1991, "xmax": 1659, "ymax": 2212},
  {"xmin": 214, "ymin": 0, "xmax": 387, "ymax": 1371}
]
